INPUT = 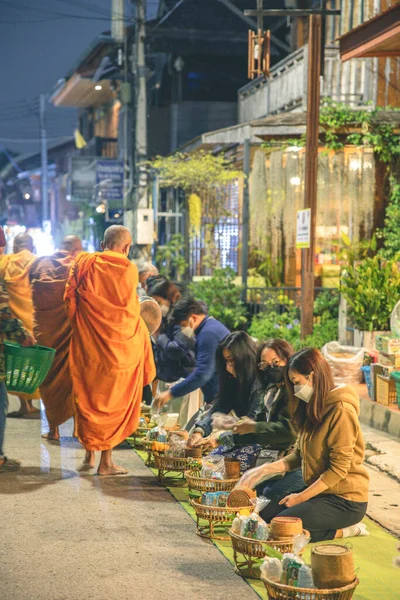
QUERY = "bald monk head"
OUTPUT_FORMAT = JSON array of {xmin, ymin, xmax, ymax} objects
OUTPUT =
[
  {"xmin": 13, "ymin": 233, "xmax": 34, "ymax": 254},
  {"xmin": 140, "ymin": 296, "xmax": 162, "ymax": 336},
  {"xmin": 101, "ymin": 225, "xmax": 132, "ymax": 257},
  {"xmin": 60, "ymin": 235, "xmax": 83, "ymax": 258}
]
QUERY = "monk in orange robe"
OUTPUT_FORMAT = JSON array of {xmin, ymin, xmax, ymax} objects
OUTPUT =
[
  {"xmin": 30, "ymin": 235, "xmax": 83, "ymax": 440},
  {"xmin": 65, "ymin": 225, "xmax": 156, "ymax": 475},
  {"xmin": 0, "ymin": 233, "xmax": 40, "ymax": 417}
]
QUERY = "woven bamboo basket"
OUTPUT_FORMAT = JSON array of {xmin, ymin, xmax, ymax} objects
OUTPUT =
[
  {"xmin": 190, "ymin": 498, "xmax": 249, "ymax": 540},
  {"xmin": 270, "ymin": 516, "xmax": 303, "ymax": 540},
  {"xmin": 184, "ymin": 447, "xmax": 203, "ymax": 459},
  {"xmin": 154, "ymin": 454, "xmax": 188, "ymax": 484},
  {"xmin": 229, "ymin": 530, "xmax": 309, "ymax": 579},
  {"xmin": 261, "ymin": 576, "xmax": 359, "ymax": 600},
  {"xmin": 184, "ymin": 469, "xmax": 239, "ymax": 493},
  {"xmin": 141, "ymin": 439, "xmax": 156, "ymax": 466}
]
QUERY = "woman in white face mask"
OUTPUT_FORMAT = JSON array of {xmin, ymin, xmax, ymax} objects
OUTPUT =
[{"xmin": 237, "ymin": 347, "xmax": 370, "ymax": 543}]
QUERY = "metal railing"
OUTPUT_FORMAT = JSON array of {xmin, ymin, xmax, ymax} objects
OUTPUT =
[
  {"xmin": 238, "ymin": 45, "xmax": 376, "ymax": 123},
  {"xmin": 245, "ymin": 286, "xmax": 338, "ymax": 317}
]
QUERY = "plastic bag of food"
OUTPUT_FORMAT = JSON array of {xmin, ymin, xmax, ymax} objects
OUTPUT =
[
  {"xmin": 201, "ymin": 491, "xmax": 229, "ymax": 507},
  {"xmin": 201, "ymin": 455, "xmax": 226, "ymax": 479},
  {"xmin": 148, "ymin": 426, "xmax": 167, "ymax": 442},
  {"xmin": 322, "ymin": 342, "xmax": 364, "ymax": 385},
  {"xmin": 293, "ymin": 532, "xmax": 310, "ymax": 554},
  {"xmin": 281, "ymin": 553, "xmax": 304, "ymax": 585},
  {"xmin": 280, "ymin": 534, "xmax": 309, "ymax": 585},
  {"xmin": 240, "ymin": 496, "xmax": 270, "ymax": 540},
  {"xmin": 166, "ymin": 433, "xmax": 187, "ymax": 458},
  {"xmin": 159, "ymin": 413, "xmax": 180, "ymax": 429},
  {"xmin": 260, "ymin": 557, "xmax": 282, "ymax": 583},
  {"xmin": 231, "ymin": 514, "xmax": 249, "ymax": 535},
  {"xmin": 211, "ymin": 412, "xmax": 239, "ymax": 431}
]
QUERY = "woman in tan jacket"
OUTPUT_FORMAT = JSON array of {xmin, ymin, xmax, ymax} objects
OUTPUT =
[{"xmin": 238, "ymin": 347, "xmax": 370, "ymax": 542}]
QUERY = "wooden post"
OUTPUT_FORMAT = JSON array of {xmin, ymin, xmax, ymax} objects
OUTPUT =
[
  {"xmin": 241, "ymin": 138, "xmax": 251, "ymax": 301},
  {"xmin": 301, "ymin": 14, "xmax": 322, "ymax": 338}
]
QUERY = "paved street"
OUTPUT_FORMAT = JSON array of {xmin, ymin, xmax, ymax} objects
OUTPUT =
[
  {"xmin": 2, "ymin": 397, "xmax": 400, "ymax": 600},
  {"xmin": 1, "ymin": 397, "xmax": 257, "ymax": 600}
]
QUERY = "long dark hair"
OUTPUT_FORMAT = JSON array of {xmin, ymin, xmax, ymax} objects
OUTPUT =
[
  {"xmin": 256, "ymin": 338, "xmax": 294, "ymax": 383},
  {"xmin": 285, "ymin": 347, "xmax": 335, "ymax": 433},
  {"xmin": 216, "ymin": 331, "xmax": 257, "ymax": 416},
  {"xmin": 147, "ymin": 277, "xmax": 182, "ymax": 305}
]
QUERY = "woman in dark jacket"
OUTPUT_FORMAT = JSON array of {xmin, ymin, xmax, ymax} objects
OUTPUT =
[
  {"xmin": 189, "ymin": 337, "xmax": 301, "ymax": 474},
  {"xmin": 233, "ymin": 338, "xmax": 305, "ymax": 504}
]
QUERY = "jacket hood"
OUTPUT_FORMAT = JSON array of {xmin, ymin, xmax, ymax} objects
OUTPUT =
[
  {"xmin": 0, "ymin": 249, "xmax": 36, "ymax": 283},
  {"xmin": 325, "ymin": 385, "xmax": 360, "ymax": 415}
]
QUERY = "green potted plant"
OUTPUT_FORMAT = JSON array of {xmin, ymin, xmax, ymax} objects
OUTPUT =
[{"xmin": 341, "ymin": 256, "xmax": 400, "ymax": 348}]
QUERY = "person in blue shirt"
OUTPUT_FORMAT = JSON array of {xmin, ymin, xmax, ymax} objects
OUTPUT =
[{"xmin": 153, "ymin": 297, "xmax": 230, "ymax": 411}]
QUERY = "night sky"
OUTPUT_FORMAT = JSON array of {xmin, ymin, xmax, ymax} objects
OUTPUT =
[{"xmin": 0, "ymin": 0, "xmax": 159, "ymax": 158}]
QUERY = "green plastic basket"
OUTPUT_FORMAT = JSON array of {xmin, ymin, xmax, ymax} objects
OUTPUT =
[
  {"xmin": 4, "ymin": 342, "xmax": 56, "ymax": 394},
  {"xmin": 390, "ymin": 371, "xmax": 400, "ymax": 409}
]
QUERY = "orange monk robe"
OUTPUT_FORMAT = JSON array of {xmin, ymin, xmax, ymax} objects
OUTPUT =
[
  {"xmin": 30, "ymin": 251, "xmax": 76, "ymax": 429},
  {"xmin": 64, "ymin": 251, "xmax": 156, "ymax": 451},
  {"xmin": 0, "ymin": 249, "xmax": 40, "ymax": 401}
]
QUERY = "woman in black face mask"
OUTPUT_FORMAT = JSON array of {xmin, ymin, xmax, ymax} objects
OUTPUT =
[{"xmin": 232, "ymin": 339, "xmax": 305, "ymax": 507}]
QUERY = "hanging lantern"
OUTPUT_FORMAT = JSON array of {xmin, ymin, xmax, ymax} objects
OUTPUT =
[{"xmin": 248, "ymin": 29, "xmax": 270, "ymax": 79}]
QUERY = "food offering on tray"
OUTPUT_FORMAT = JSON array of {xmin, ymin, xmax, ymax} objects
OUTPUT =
[
  {"xmin": 260, "ymin": 532, "xmax": 311, "ymax": 587},
  {"xmin": 201, "ymin": 491, "xmax": 230, "ymax": 507},
  {"xmin": 165, "ymin": 433, "xmax": 187, "ymax": 458},
  {"xmin": 152, "ymin": 441, "xmax": 169, "ymax": 453},
  {"xmin": 201, "ymin": 455, "xmax": 226, "ymax": 480},
  {"xmin": 240, "ymin": 497, "xmax": 270, "ymax": 541},
  {"xmin": 147, "ymin": 425, "xmax": 168, "ymax": 442},
  {"xmin": 139, "ymin": 416, "xmax": 150, "ymax": 428}
]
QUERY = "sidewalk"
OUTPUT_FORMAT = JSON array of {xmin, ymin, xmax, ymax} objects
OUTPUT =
[{"xmin": 2, "ymin": 397, "xmax": 257, "ymax": 600}]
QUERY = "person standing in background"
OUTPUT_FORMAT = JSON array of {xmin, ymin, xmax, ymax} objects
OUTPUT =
[
  {"xmin": 0, "ymin": 233, "xmax": 39, "ymax": 418},
  {"xmin": 30, "ymin": 235, "xmax": 83, "ymax": 441},
  {"xmin": 0, "ymin": 227, "xmax": 36, "ymax": 472}
]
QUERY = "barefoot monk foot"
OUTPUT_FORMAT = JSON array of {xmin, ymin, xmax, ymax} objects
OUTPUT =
[
  {"xmin": 97, "ymin": 449, "xmax": 128, "ymax": 476},
  {"xmin": 41, "ymin": 427, "xmax": 60, "ymax": 441}
]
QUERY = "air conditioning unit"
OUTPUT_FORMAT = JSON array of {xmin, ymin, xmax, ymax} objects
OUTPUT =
[{"xmin": 136, "ymin": 208, "xmax": 154, "ymax": 245}]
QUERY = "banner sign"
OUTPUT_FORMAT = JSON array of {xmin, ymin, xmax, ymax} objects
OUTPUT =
[{"xmin": 70, "ymin": 158, "xmax": 124, "ymax": 208}]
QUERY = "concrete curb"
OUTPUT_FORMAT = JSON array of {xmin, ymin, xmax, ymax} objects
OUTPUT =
[{"xmin": 359, "ymin": 397, "xmax": 400, "ymax": 440}]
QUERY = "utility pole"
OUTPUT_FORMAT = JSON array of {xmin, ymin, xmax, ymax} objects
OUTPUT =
[
  {"xmin": 131, "ymin": 0, "xmax": 148, "ymax": 245},
  {"xmin": 243, "ymin": 2, "xmax": 340, "ymax": 337},
  {"xmin": 39, "ymin": 93, "xmax": 48, "ymax": 226},
  {"xmin": 301, "ymin": 14, "xmax": 322, "ymax": 338}
]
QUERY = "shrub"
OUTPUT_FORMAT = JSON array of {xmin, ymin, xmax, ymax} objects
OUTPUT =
[
  {"xmin": 189, "ymin": 267, "xmax": 247, "ymax": 331},
  {"xmin": 341, "ymin": 256, "xmax": 400, "ymax": 331}
]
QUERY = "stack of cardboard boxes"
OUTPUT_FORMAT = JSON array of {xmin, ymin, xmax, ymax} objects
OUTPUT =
[{"xmin": 370, "ymin": 335, "xmax": 400, "ymax": 407}]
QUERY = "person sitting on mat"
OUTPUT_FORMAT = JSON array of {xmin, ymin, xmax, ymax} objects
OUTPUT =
[
  {"xmin": 188, "ymin": 336, "xmax": 299, "ymax": 474},
  {"xmin": 230, "ymin": 338, "xmax": 302, "ymax": 494},
  {"xmin": 237, "ymin": 347, "xmax": 370, "ymax": 542}
]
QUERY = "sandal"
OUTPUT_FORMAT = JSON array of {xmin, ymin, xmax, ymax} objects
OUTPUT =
[{"xmin": 0, "ymin": 457, "xmax": 21, "ymax": 472}]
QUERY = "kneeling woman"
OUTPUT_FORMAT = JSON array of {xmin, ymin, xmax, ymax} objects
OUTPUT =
[
  {"xmin": 189, "ymin": 334, "xmax": 298, "ymax": 472},
  {"xmin": 238, "ymin": 347, "xmax": 369, "ymax": 542}
]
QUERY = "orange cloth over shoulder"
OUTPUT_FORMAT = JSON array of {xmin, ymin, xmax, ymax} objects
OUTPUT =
[
  {"xmin": 0, "ymin": 249, "xmax": 40, "ymax": 401},
  {"xmin": 65, "ymin": 250, "xmax": 156, "ymax": 451},
  {"xmin": 30, "ymin": 251, "xmax": 76, "ymax": 429}
]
